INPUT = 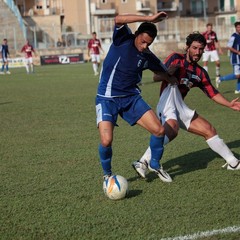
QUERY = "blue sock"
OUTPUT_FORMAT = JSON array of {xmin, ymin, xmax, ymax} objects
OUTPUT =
[
  {"xmin": 149, "ymin": 135, "xmax": 164, "ymax": 170},
  {"xmin": 220, "ymin": 73, "xmax": 236, "ymax": 81},
  {"xmin": 99, "ymin": 144, "xmax": 112, "ymax": 176},
  {"xmin": 6, "ymin": 65, "xmax": 8, "ymax": 71},
  {"xmin": 237, "ymin": 78, "xmax": 240, "ymax": 91},
  {"xmin": 1, "ymin": 65, "xmax": 4, "ymax": 71}
]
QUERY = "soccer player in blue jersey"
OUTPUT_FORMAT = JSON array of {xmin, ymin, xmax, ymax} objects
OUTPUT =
[
  {"xmin": 95, "ymin": 12, "xmax": 178, "ymax": 181},
  {"xmin": 216, "ymin": 21, "xmax": 240, "ymax": 94},
  {"xmin": 0, "ymin": 38, "xmax": 10, "ymax": 74},
  {"xmin": 133, "ymin": 32, "xmax": 240, "ymax": 181}
]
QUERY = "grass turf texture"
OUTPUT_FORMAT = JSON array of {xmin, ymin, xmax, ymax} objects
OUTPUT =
[{"xmin": 0, "ymin": 56, "xmax": 239, "ymax": 240}]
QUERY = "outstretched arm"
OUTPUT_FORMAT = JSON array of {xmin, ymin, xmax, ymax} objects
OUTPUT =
[
  {"xmin": 212, "ymin": 93, "xmax": 240, "ymax": 111},
  {"xmin": 115, "ymin": 12, "xmax": 168, "ymax": 26}
]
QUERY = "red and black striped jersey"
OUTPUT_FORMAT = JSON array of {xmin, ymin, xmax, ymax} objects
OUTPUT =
[
  {"xmin": 202, "ymin": 30, "xmax": 218, "ymax": 51},
  {"xmin": 160, "ymin": 53, "xmax": 219, "ymax": 99}
]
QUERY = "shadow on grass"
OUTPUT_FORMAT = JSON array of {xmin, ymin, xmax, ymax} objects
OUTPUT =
[
  {"xmin": 126, "ymin": 189, "xmax": 143, "ymax": 199},
  {"xmin": 146, "ymin": 139, "xmax": 240, "ymax": 182},
  {"xmin": 0, "ymin": 101, "xmax": 12, "ymax": 105}
]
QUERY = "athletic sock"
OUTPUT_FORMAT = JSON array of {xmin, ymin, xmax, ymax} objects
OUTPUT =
[
  {"xmin": 139, "ymin": 135, "xmax": 169, "ymax": 164},
  {"xmin": 99, "ymin": 144, "xmax": 112, "ymax": 176},
  {"xmin": 93, "ymin": 63, "xmax": 98, "ymax": 73},
  {"xmin": 220, "ymin": 73, "xmax": 236, "ymax": 81},
  {"xmin": 216, "ymin": 66, "xmax": 220, "ymax": 76},
  {"xmin": 237, "ymin": 78, "xmax": 240, "ymax": 91},
  {"xmin": 139, "ymin": 146, "xmax": 151, "ymax": 164},
  {"xmin": 26, "ymin": 65, "xmax": 29, "ymax": 73},
  {"xmin": 6, "ymin": 64, "xmax": 9, "ymax": 71},
  {"xmin": 1, "ymin": 65, "xmax": 4, "ymax": 71},
  {"xmin": 206, "ymin": 135, "xmax": 238, "ymax": 166},
  {"xmin": 149, "ymin": 135, "xmax": 164, "ymax": 170}
]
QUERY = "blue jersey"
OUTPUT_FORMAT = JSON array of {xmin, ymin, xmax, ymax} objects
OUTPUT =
[
  {"xmin": 227, "ymin": 32, "xmax": 240, "ymax": 65},
  {"xmin": 0, "ymin": 44, "xmax": 9, "ymax": 58},
  {"xmin": 97, "ymin": 24, "xmax": 167, "ymax": 98}
]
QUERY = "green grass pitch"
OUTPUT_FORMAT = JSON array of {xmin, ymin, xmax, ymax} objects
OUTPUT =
[{"xmin": 0, "ymin": 56, "xmax": 239, "ymax": 240}]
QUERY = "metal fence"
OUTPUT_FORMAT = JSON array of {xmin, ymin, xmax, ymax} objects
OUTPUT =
[
  {"xmin": 1, "ymin": 16, "xmax": 236, "ymax": 51},
  {"xmin": 30, "ymin": 16, "xmax": 235, "ymax": 49}
]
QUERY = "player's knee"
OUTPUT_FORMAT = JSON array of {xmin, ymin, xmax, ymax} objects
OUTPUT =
[
  {"xmin": 205, "ymin": 125, "xmax": 217, "ymax": 138},
  {"xmin": 100, "ymin": 137, "xmax": 112, "ymax": 148},
  {"xmin": 151, "ymin": 125, "xmax": 165, "ymax": 137},
  {"xmin": 168, "ymin": 131, "xmax": 178, "ymax": 141}
]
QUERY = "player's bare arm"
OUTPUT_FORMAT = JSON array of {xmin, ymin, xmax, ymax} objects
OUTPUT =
[
  {"xmin": 115, "ymin": 12, "xmax": 167, "ymax": 26},
  {"xmin": 228, "ymin": 46, "xmax": 240, "ymax": 55},
  {"xmin": 153, "ymin": 72, "xmax": 178, "ymax": 85},
  {"xmin": 212, "ymin": 93, "xmax": 240, "ymax": 111},
  {"xmin": 216, "ymin": 42, "xmax": 223, "ymax": 54}
]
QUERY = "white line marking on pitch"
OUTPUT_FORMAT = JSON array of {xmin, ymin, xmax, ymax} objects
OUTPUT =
[{"xmin": 160, "ymin": 226, "xmax": 240, "ymax": 240}]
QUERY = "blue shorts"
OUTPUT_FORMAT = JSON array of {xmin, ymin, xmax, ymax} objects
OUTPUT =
[
  {"xmin": 2, "ymin": 57, "xmax": 8, "ymax": 63},
  {"xmin": 96, "ymin": 95, "xmax": 151, "ymax": 126},
  {"xmin": 233, "ymin": 64, "xmax": 240, "ymax": 75}
]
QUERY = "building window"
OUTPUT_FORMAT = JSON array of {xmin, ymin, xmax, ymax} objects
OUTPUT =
[
  {"xmin": 230, "ymin": 0, "xmax": 235, "ymax": 10},
  {"xmin": 191, "ymin": 0, "xmax": 207, "ymax": 14},
  {"xmin": 219, "ymin": 0, "xmax": 224, "ymax": 11}
]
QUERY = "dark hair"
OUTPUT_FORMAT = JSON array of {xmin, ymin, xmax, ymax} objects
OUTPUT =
[
  {"xmin": 92, "ymin": 32, "xmax": 96, "ymax": 35},
  {"xmin": 206, "ymin": 23, "xmax": 213, "ymax": 27},
  {"xmin": 186, "ymin": 32, "xmax": 206, "ymax": 47},
  {"xmin": 135, "ymin": 22, "xmax": 157, "ymax": 39},
  {"xmin": 234, "ymin": 21, "xmax": 240, "ymax": 27}
]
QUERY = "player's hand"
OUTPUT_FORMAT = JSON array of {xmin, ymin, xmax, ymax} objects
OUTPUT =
[
  {"xmin": 167, "ymin": 75, "xmax": 178, "ymax": 85},
  {"xmin": 150, "ymin": 12, "xmax": 168, "ymax": 23},
  {"xmin": 218, "ymin": 49, "xmax": 223, "ymax": 55},
  {"xmin": 230, "ymin": 97, "xmax": 240, "ymax": 111}
]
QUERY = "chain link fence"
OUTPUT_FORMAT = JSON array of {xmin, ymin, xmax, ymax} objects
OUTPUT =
[{"xmin": 1, "ymin": 16, "xmax": 236, "ymax": 52}]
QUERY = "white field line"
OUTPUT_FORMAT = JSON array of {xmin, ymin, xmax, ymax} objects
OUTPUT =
[{"xmin": 160, "ymin": 226, "xmax": 240, "ymax": 240}]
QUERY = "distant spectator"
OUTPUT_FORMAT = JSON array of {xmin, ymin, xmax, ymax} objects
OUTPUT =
[
  {"xmin": 67, "ymin": 39, "xmax": 71, "ymax": 47},
  {"xmin": 62, "ymin": 39, "xmax": 66, "ymax": 47},
  {"xmin": 57, "ymin": 39, "xmax": 62, "ymax": 47}
]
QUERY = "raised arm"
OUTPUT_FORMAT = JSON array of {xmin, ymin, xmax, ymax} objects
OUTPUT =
[
  {"xmin": 115, "ymin": 12, "xmax": 168, "ymax": 26},
  {"xmin": 212, "ymin": 93, "xmax": 240, "ymax": 111}
]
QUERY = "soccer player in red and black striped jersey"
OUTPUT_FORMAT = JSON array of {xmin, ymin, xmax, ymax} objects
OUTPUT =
[
  {"xmin": 88, "ymin": 32, "xmax": 104, "ymax": 76},
  {"xmin": 132, "ymin": 32, "xmax": 240, "ymax": 181},
  {"xmin": 202, "ymin": 23, "xmax": 223, "ymax": 77}
]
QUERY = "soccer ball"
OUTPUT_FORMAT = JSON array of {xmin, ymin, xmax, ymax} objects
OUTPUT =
[{"xmin": 103, "ymin": 175, "xmax": 128, "ymax": 200}]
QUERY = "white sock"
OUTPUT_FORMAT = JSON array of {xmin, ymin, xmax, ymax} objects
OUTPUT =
[
  {"xmin": 206, "ymin": 135, "xmax": 238, "ymax": 166},
  {"xmin": 26, "ymin": 65, "xmax": 29, "ymax": 73},
  {"xmin": 203, "ymin": 66, "xmax": 208, "ymax": 72},
  {"xmin": 31, "ymin": 64, "xmax": 34, "ymax": 72},
  {"xmin": 93, "ymin": 63, "xmax": 98, "ymax": 73},
  {"xmin": 216, "ymin": 66, "xmax": 220, "ymax": 76},
  {"xmin": 139, "ymin": 146, "xmax": 151, "ymax": 164}
]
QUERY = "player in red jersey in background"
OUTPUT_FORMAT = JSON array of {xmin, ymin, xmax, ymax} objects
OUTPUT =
[
  {"xmin": 202, "ymin": 23, "xmax": 223, "ymax": 78},
  {"xmin": 21, "ymin": 40, "xmax": 36, "ymax": 74},
  {"xmin": 132, "ymin": 32, "xmax": 240, "ymax": 182},
  {"xmin": 88, "ymin": 32, "xmax": 104, "ymax": 76}
]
